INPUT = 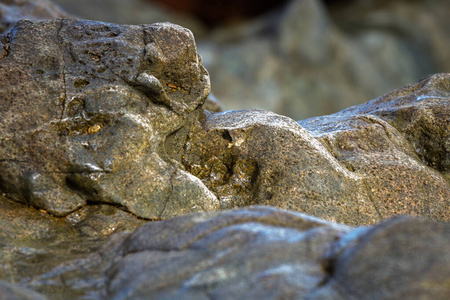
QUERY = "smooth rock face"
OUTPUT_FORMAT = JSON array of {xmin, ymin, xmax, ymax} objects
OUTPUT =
[
  {"xmin": 0, "ymin": 19, "xmax": 219, "ymax": 219},
  {"xmin": 19, "ymin": 206, "xmax": 450, "ymax": 300}
]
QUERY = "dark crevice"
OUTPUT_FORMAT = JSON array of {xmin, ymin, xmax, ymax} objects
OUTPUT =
[
  {"xmin": 317, "ymin": 255, "xmax": 337, "ymax": 287},
  {"xmin": 221, "ymin": 129, "xmax": 232, "ymax": 142},
  {"xmin": 56, "ymin": 18, "xmax": 67, "ymax": 121},
  {"xmin": 159, "ymin": 167, "xmax": 178, "ymax": 219}
]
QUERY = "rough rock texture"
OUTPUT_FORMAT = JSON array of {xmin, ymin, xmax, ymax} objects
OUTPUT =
[
  {"xmin": 1, "ymin": 18, "xmax": 449, "ymax": 227},
  {"xmin": 0, "ymin": 6, "xmax": 449, "ymax": 299},
  {"xmin": 0, "ymin": 19, "xmax": 219, "ymax": 219},
  {"xmin": 5, "ymin": 206, "xmax": 448, "ymax": 300},
  {"xmin": 175, "ymin": 73, "xmax": 450, "ymax": 225}
]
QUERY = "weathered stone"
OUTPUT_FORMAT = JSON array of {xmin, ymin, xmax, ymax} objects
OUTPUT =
[
  {"xmin": 0, "ymin": 19, "xmax": 219, "ymax": 219},
  {"xmin": 308, "ymin": 216, "xmax": 450, "ymax": 300},
  {"xmin": 19, "ymin": 206, "xmax": 450, "ymax": 300},
  {"xmin": 170, "ymin": 74, "xmax": 450, "ymax": 225},
  {"xmin": 0, "ymin": 10, "xmax": 449, "ymax": 299},
  {"xmin": 299, "ymin": 73, "xmax": 450, "ymax": 222},
  {"xmin": 0, "ymin": 280, "xmax": 48, "ymax": 300}
]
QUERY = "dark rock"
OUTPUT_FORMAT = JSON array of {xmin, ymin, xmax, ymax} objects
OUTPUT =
[
  {"xmin": 0, "ymin": 19, "xmax": 219, "ymax": 219},
  {"xmin": 308, "ymin": 216, "xmax": 450, "ymax": 300}
]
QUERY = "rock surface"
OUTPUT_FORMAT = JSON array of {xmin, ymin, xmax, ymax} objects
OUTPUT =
[
  {"xmin": 0, "ymin": 18, "xmax": 219, "ymax": 219},
  {"xmin": 176, "ymin": 73, "xmax": 450, "ymax": 225},
  {"xmin": 1, "ymin": 17, "xmax": 449, "ymax": 226},
  {"xmin": 0, "ymin": 3, "xmax": 449, "ymax": 299},
  {"xmin": 3, "ymin": 206, "xmax": 449, "ymax": 300}
]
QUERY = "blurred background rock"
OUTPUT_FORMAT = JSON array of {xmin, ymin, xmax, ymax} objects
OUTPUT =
[{"xmin": 47, "ymin": 0, "xmax": 450, "ymax": 120}]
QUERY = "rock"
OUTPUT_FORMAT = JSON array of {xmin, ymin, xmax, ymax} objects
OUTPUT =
[
  {"xmin": 20, "ymin": 206, "xmax": 450, "ymax": 299},
  {"xmin": 1, "ymin": 17, "xmax": 449, "ymax": 225},
  {"xmin": 308, "ymin": 216, "xmax": 450, "ymax": 300},
  {"xmin": 0, "ymin": 11, "xmax": 449, "ymax": 299},
  {"xmin": 0, "ymin": 280, "xmax": 48, "ymax": 300},
  {"xmin": 174, "ymin": 74, "xmax": 450, "ymax": 225},
  {"xmin": 299, "ymin": 73, "xmax": 450, "ymax": 223},
  {"xmin": 0, "ymin": 19, "xmax": 219, "ymax": 219}
]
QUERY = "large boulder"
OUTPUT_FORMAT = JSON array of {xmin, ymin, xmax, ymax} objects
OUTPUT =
[{"xmin": 0, "ymin": 19, "xmax": 219, "ymax": 219}]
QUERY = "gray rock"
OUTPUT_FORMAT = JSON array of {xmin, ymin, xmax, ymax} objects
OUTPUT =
[
  {"xmin": 23, "ymin": 206, "xmax": 450, "ymax": 300},
  {"xmin": 0, "ymin": 19, "xmax": 219, "ymax": 219},
  {"xmin": 176, "ymin": 74, "xmax": 450, "ymax": 225},
  {"xmin": 308, "ymin": 216, "xmax": 450, "ymax": 300},
  {"xmin": 0, "ymin": 280, "xmax": 48, "ymax": 300}
]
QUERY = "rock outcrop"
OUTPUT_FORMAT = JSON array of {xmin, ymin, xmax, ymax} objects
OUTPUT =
[
  {"xmin": 1, "ymin": 18, "xmax": 449, "ymax": 226},
  {"xmin": 5, "ymin": 206, "xmax": 449, "ymax": 300},
  {"xmin": 0, "ymin": 6, "xmax": 449, "ymax": 299}
]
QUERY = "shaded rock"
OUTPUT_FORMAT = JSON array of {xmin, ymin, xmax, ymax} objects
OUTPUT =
[
  {"xmin": 0, "ymin": 19, "xmax": 219, "ymax": 219},
  {"xmin": 308, "ymin": 216, "xmax": 450, "ymax": 300},
  {"xmin": 0, "ymin": 280, "xmax": 48, "ymax": 300},
  {"xmin": 22, "ymin": 206, "xmax": 450, "ymax": 300}
]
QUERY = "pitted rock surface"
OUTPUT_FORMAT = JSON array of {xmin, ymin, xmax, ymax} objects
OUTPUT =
[{"xmin": 0, "ymin": 18, "xmax": 218, "ymax": 219}]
